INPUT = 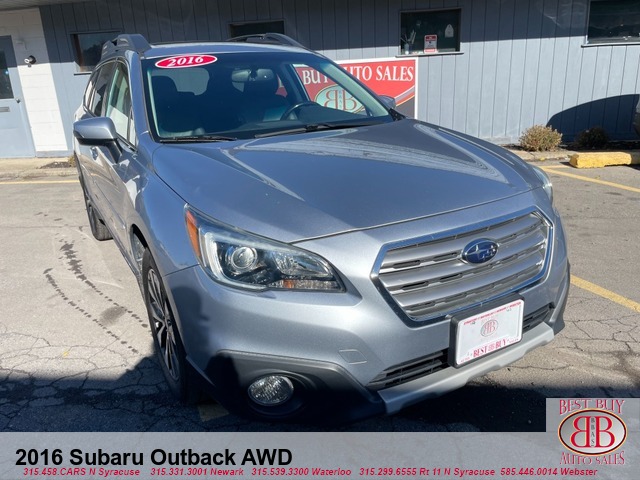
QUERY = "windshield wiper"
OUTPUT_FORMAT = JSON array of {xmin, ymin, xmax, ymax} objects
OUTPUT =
[
  {"xmin": 255, "ymin": 122, "xmax": 379, "ymax": 138},
  {"xmin": 158, "ymin": 134, "xmax": 237, "ymax": 143}
]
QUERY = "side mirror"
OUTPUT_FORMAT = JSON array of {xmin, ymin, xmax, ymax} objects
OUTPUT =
[
  {"xmin": 379, "ymin": 95, "xmax": 396, "ymax": 110},
  {"xmin": 73, "ymin": 117, "xmax": 118, "ymax": 145},
  {"xmin": 73, "ymin": 117, "xmax": 121, "ymax": 159}
]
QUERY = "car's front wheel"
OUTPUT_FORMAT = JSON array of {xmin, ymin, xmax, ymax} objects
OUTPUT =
[
  {"xmin": 142, "ymin": 250, "xmax": 200, "ymax": 403},
  {"xmin": 78, "ymin": 169, "xmax": 112, "ymax": 241}
]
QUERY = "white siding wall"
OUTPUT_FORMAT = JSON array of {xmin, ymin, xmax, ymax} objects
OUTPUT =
[
  {"xmin": 36, "ymin": 0, "xmax": 640, "ymax": 151},
  {"xmin": 0, "ymin": 8, "xmax": 67, "ymax": 153}
]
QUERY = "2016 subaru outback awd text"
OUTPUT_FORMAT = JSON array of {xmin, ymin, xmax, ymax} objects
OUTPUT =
[{"xmin": 73, "ymin": 33, "xmax": 569, "ymax": 423}]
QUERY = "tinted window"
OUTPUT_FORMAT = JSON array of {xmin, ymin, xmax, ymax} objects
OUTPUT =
[
  {"xmin": 143, "ymin": 52, "xmax": 392, "ymax": 140},
  {"xmin": 105, "ymin": 63, "xmax": 132, "ymax": 141},
  {"xmin": 400, "ymin": 9, "xmax": 461, "ymax": 55},
  {"xmin": 90, "ymin": 62, "xmax": 115, "ymax": 116},
  {"xmin": 588, "ymin": 0, "xmax": 640, "ymax": 44},
  {"xmin": 72, "ymin": 32, "xmax": 119, "ymax": 72},
  {"xmin": 229, "ymin": 20, "xmax": 285, "ymax": 38},
  {"xmin": 83, "ymin": 69, "xmax": 100, "ymax": 109}
]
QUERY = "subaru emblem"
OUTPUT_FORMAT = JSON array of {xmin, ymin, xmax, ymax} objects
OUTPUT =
[{"xmin": 462, "ymin": 239, "xmax": 498, "ymax": 264}]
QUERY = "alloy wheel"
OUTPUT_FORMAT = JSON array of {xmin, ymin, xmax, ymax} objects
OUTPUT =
[{"xmin": 147, "ymin": 268, "xmax": 180, "ymax": 381}]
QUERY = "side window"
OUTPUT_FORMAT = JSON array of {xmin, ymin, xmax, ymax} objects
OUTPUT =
[
  {"xmin": 90, "ymin": 62, "xmax": 115, "ymax": 116},
  {"xmin": 83, "ymin": 70, "xmax": 99, "ymax": 110},
  {"xmin": 105, "ymin": 63, "xmax": 132, "ymax": 143}
]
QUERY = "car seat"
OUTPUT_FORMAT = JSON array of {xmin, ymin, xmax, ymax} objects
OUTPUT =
[
  {"xmin": 199, "ymin": 71, "xmax": 244, "ymax": 133},
  {"xmin": 234, "ymin": 68, "xmax": 289, "ymax": 123},
  {"xmin": 151, "ymin": 75, "xmax": 203, "ymax": 136}
]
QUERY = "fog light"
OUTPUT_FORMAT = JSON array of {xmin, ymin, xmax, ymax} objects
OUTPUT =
[{"xmin": 248, "ymin": 375, "xmax": 294, "ymax": 406}]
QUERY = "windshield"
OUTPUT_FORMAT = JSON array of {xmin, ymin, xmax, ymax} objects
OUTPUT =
[{"xmin": 142, "ymin": 51, "xmax": 393, "ymax": 140}]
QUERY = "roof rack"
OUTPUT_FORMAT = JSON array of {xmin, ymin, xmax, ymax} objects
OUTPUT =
[
  {"xmin": 226, "ymin": 33, "xmax": 307, "ymax": 49},
  {"xmin": 101, "ymin": 34, "xmax": 151, "ymax": 59}
]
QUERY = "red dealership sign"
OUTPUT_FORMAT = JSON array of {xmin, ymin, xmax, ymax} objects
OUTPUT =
[
  {"xmin": 296, "ymin": 58, "xmax": 417, "ymax": 118},
  {"xmin": 340, "ymin": 59, "xmax": 416, "ymax": 107}
]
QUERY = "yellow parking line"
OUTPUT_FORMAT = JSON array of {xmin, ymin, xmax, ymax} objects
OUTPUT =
[
  {"xmin": 540, "ymin": 167, "xmax": 640, "ymax": 194},
  {"xmin": 571, "ymin": 275, "xmax": 640, "ymax": 314},
  {"xmin": 538, "ymin": 164, "xmax": 569, "ymax": 169},
  {"xmin": 0, "ymin": 179, "xmax": 79, "ymax": 185}
]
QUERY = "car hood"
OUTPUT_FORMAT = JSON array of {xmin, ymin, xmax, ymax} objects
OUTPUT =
[{"xmin": 153, "ymin": 119, "xmax": 537, "ymax": 242}]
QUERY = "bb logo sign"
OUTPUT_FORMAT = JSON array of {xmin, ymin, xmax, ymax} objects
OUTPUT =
[
  {"xmin": 558, "ymin": 409, "xmax": 627, "ymax": 455},
  {"xmin": 315, "ymin": 85, "xmax": 364, "ymax": 113},
  {"xmin": 480, "ymin": 319, "xmax": 498, "ymax": 337}
]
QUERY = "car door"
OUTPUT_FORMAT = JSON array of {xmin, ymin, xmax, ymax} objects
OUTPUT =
[
  {"xmin": 93, "ymin": 61, "xmax": 137, "ymax": 247},
  {"xmin": 76, "ymin": 61, "xmax": 115, "ymax": 214}
]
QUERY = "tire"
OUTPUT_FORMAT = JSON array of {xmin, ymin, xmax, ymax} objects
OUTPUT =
[
  {"xmin": 79, "ymin": 171, "xmax": 112, "ymax": 241},
  {"xmin": 142, "ymin": 249, "xmax": 201, "ymax": 404}
]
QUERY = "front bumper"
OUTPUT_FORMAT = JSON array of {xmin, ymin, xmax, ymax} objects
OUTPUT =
[
  {"xmin": 163, "ymin": 194, "xmax": 569, "ymax": 422},
  {"xmin": 172, "ymin": 268, "xmax": 568, "ymax": 422},
  {"xmin": 164, "ymin": 269, "xmax": 569, "ymax": 423}
]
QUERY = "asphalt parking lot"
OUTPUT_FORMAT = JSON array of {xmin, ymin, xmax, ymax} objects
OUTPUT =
[{"xmin": 0, "ymin": 161, "xmax": 638, "ymax": 432}]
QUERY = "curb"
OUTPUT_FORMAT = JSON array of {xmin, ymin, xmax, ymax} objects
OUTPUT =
[
  {"xmin": 0, "ymin": 167, "xmax": 77, "ymax": 180},
  {"xmin": 569, "ymin": 151, "xmax": 640, "ymax": 169},
  {"xmin": 507, "ymin": 149, "xmax": 571, "ymax": 163}
]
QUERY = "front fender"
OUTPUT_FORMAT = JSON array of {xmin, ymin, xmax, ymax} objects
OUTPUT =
[{"xmin": 128, "ymin": 152, "xmax": 198, "ymax": 280}]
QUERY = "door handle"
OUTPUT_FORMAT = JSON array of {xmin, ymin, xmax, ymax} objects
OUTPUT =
[{"xmin": 90, "ymin": 146, "xmax": 99, "ymax": 160}]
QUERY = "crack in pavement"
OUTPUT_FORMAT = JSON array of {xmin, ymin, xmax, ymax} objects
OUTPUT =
[
  {"xmin": 43, "ymin": 269, "xmax": 141, "ymax": 356},
  {"xmin": 57, "ymin": 239, "xmax": 148, "ymax": 332}
]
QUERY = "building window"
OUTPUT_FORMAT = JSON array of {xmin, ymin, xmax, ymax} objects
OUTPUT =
[
  {"xmin": 229, "ymin": 20, "xmax": 285, "ymax": 38},
  {"xmin": 72, "ymin": 31, "xmax": 118, "ymax": 72},
  {"xmin": 400, "ymin": 9, "xmax": 461, "ymax": 55},
  {"xmin": 588, "ymin": 0, "xmax": 640, "ymax": 44}
]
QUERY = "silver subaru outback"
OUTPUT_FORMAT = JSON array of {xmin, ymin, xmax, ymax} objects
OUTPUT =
[{"xmin": 73, "ymin": 33, "xmax": 569, "ymax": 422}]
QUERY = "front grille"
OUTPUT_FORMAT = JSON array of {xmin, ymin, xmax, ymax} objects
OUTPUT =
[
  {"xmin": 376, "ymin": 212, "xmax": 551, "ymax": 322},
  {"xmin": 368, "ymin": 304, "xmax": 554, "ymax": 390}
]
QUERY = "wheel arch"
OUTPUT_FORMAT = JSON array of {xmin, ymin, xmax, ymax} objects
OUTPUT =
[
  {"xmin": 130, "ymin": 223, "xmax": 148, "ymax": 275},
  {"xmin": 132, "ymin": 220, "xmax": 187, "ymax": 341}
]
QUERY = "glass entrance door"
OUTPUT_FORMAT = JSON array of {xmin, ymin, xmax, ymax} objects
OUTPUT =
[{"xmin": 0, "ymin": 36, "xmax": 35, "ymax": 158}]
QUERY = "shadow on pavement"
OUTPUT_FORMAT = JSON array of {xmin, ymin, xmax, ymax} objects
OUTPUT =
[{"xmin": 2, "ymin": 360, "xmax": 635, "ymax": 432}]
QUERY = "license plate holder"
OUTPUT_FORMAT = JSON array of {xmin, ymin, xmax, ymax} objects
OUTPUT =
[{"xmin": 449, "ymin": 298, "xmax": 524, "ymax": 367}]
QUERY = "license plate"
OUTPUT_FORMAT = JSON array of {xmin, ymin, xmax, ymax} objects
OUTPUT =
[{"xmin": 453, "ymin": 299, "xmax": 524, "ymax": 366}]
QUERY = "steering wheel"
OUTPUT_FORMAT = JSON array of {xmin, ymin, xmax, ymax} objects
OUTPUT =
[{"xmin": 280, "ymin": 101, "xmax": 318, "ymax": 120}]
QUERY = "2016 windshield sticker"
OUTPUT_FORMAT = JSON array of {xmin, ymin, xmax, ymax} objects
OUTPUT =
[{"xmin": 155, "ymin": 55, "xmax": 217, "ymax": 68}]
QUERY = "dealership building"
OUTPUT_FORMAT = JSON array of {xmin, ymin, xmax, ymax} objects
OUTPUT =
[{"xmin": 0, "ymin": 0, "xmax": 639, "ymax": 158}]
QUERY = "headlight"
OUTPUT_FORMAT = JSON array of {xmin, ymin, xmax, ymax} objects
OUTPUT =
[
  {"xmin": 185, "ymin": 207, "xmax": 344, "ymax": 292},
  {"xmin": 531, "ymin": 166, "xmax": 553, "ymax": 203}
]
